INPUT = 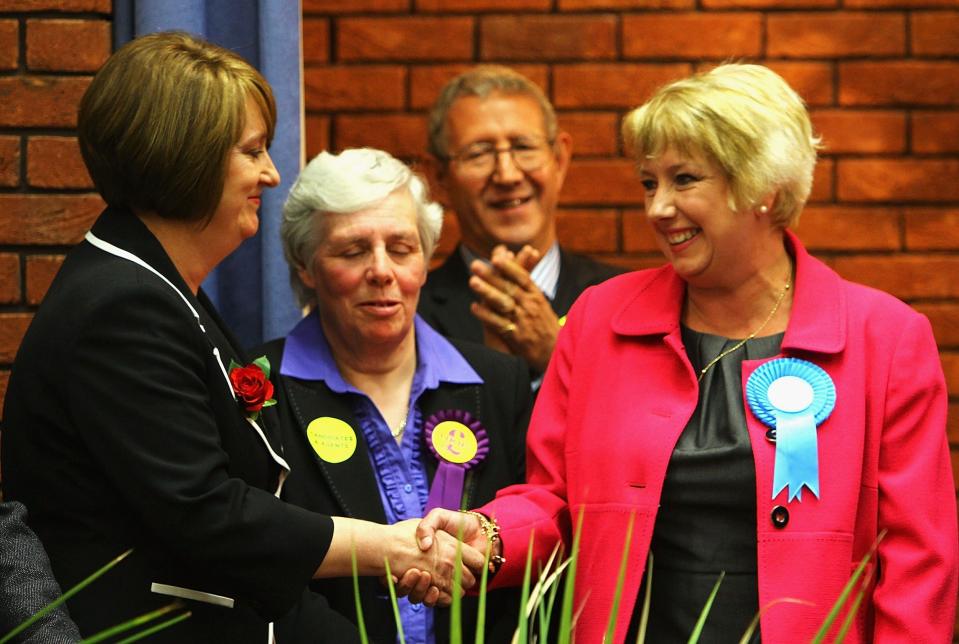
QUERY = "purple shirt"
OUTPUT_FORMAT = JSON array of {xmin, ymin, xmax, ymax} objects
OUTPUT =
[{"xmin": 281, "ymin": 313, "xmax": 481, "ymax": 644}]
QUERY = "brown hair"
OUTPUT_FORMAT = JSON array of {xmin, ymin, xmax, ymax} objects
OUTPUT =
[{"xmin": 78, "ymin": 31, "xmax": 276, "ymax": 223}]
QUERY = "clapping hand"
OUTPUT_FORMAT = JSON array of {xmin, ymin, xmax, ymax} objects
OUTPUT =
[{"xmin": 469, "ymin": 244, "xmax": 560, "ymax": 374}]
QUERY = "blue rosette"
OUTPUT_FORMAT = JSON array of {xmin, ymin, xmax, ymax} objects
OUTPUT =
[{"xmin": 746, "ymin": 358, "xmax": 836, "ymax": 502}]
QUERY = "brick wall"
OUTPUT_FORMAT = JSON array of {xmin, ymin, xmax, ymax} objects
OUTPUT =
[
  {"xmin": 302, "ymin": 1, "xmax": 959, "ymax": 510},
  {"xmin": 0, "ymin": 0, "xmax": 109, "ymax": 409}
]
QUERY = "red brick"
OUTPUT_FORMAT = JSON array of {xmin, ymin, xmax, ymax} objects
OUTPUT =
[
  {"xmin": 556, "ymin": 209, "xmax": 618, "ymax": 253},
  {"xmin": 561, "ymin": 159, "xmax": 645, "ymax": 206},
  {"xmin": 334, "ymin": 114, "xmax": 427, "ymax": 159},
  {"xmin": 768, "ymin": 12, "xmax": 904, "ymax": 58},
  {"xmin": 25, "ymin": 254, "xmax": 63, "ymax": 305},
  {"xmin": 622, "ymin": 208, "xmax": 659, "ymax": 253},
  {"xmin": 0, "ymin": 313, "xmax": 31, "ymax": 364},
  {"xmin": 913, "ymin": 11, "xmax": 959, "ymax": 56},
  {"xmin": 558, "ymin": 112, "xmax": 620, "ymax": 156},
  {"xmin": 0, "ymin": 136, "xmax": 19, "ymax": 188},
  {"xmin": 948, "ymin": 402, "xmax": 959, "ymax": 443},
  {"xmin": 339, "ymin": 17, "xmax": 473, "ymax": 62},
  {"xmin": 0, "ymin": 19, "xmax": 16, "ymax": 71},
  {"xmin": 915, "ymin": 303, "xmax": 959, "ymax": 348},
  {"xmin": 0, "ymin": 254, "xmax": 19, "ymax": 304},
  {"xmin": 481, "ymin": 15, "xmax": 616, "ymax": 62},
  {"xmin": 409, "ymin": 64, "xmax": 548, "ymax": 110},
  {"xmin": 765, "ymin": 61, "xmax": 834, "ymax": 107},
  {"xmin": 913, "ymin": 111, "xmax": 959, "ymax": 153},
  {"xmin": 623, "ymin": 13, "xmax": 761, "ymax": 59},
  {"xmin": 0, "ymin": 76, "xmax": 89, "ymax": 128},
  {"xmin": 794, "ymin": 206, "xmax": 901, "ymax": 252},
  {"xmin": 554, "ymin": 63, "xmax": 691, "ymax": 109},
  {"xmin": 560, "ymin": 0, "xmax": 691, "ymax": 7},
  {"xmin": 838, "ymin": 159, "xmax": 959, "ymax": 202},
  {"xmin": 831, "ymin": 255, "xmax": 959, "ymax": 300},
  {"xmin": 303, "ymin": 0, "xmax": 405, "ymax": 11},
  {"xmin": 305, "ymin": 114, "xmax": 330, "ymax": 160},
  {"xmin": 26, "ymin": 19, "xmax": 109, "ymax": 72},
  {"xmin": 846, "ymin": 0, "xmax": 958, "ymax": 6},
  {"xmin": 27, "ymin": 136, "xmax": 91, "ymax": 189},
  {"xmin": 0, "ymin": 0, "xmax": 109, "ymax": 10},
  {"xmin": 303, "ymin": 18, "xmax": 328, "ymax": 65},
  {"xmin": 703, "ymin": 0, "xmax": 834, "ymax": 6},
  {"xmin": 434, "ymin": 211, "xmax": 461, "ymax": 260},
  {"xmin": 810, "ymin": 158, "xmax": 834, "ymax": 203},
  {"xmin": 0, "ymin": 194, "xmax": 103, "ymax": 245},
  {"xmin": 840, "ymin": 61, "xmax": 959, "ymax": 106},
  {"xmin": 812, "ymin": 109, "xmax": 906, "ymax": 154},
  {"xmin": 305, "ymin": 66, "xmax": 406, "ymax": 111},
  {"xmin": 942, "ymin": 351, "xmax": 959, "ymax": 397},
  {"xmin": 418, "ymin": 0, "xmax": 550, "ymax": 9},
  {"xmin": 603, "ymin": 255, "xmax": 666, "ymax": 272},
  {"xmin": 905, "ymin": 208, "xmax": 959, "ymax": 250}
]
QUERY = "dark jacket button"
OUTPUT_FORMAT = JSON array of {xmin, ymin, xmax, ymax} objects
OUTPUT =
[
  {"xmin": 765, "ymin": 428, "xmax": 777, "ymax": 443},
  {"xmin": 771, "ymin": 505, "xmax": 789, "ymax": 528}
]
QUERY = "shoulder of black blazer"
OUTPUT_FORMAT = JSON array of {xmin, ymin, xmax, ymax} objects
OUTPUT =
[{"xmin": 418, "ymin": 245, "xmax": 626, "ymax": 342}]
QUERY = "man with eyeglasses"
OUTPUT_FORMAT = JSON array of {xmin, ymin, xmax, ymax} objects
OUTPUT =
[{"xmin": 419, "ymin": 65, "xmax": 623, "ymax": 378}]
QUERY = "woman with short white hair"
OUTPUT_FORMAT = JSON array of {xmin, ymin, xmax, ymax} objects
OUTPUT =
[{"xmin": 265, "ymin": 148, "xmax": 530, "ymax": 643}]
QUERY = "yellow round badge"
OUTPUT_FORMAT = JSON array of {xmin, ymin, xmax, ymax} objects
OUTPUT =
[
  {"xmin": 307, "ymin": 417, "xmax": 356, "ymax": 464},
  {"xmin": 430, "ymin": 421, "xmax": 478, "ymax": 464}
]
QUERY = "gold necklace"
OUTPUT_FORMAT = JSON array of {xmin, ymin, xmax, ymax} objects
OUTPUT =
[
  {"xmin": 696, "ymin": 278, "xmax": 791, "ymax": 382},
  {"xmin": 391, "ymin": 410, "xmax": 409, "ymax": 438}
]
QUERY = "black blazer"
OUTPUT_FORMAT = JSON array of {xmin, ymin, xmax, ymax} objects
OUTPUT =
[
  {"xmin": 418, "ymin": 245, "xmax": 625, "ymax": 347},
  {"xmin": 261, "ymin": 334, "xmax": 532, "ymax": 644},
  {"xmin": 1, "ymin": 207, "xmax": 331, "ymax": 643}
]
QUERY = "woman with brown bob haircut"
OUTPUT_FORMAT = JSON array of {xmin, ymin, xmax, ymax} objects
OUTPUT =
[{"xmin": 1, "ymin": 31, "xmax": 482, "ymax": 644}]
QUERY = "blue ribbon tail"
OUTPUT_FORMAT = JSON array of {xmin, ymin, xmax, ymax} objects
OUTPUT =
[{"xmin": 772, "ymin": 413, "xmax": 820, "ymax": 502}]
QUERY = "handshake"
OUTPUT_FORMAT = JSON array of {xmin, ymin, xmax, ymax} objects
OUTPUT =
[{"xmin": 322, "ymin": 508, "xmax": 500, "ymax": 608}]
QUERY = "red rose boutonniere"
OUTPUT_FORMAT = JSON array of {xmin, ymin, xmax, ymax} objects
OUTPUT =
[{"xmin": 228, "ymin": 356, "xmax": 276, "ymax": 421}]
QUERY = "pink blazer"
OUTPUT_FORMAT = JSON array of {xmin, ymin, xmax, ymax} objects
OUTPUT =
[{"xmin": 482, "ymin": 232, "xmax": 957, "ymax": 643}]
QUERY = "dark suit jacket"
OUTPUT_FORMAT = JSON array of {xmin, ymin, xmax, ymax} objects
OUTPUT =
[
  {"xmin": 0, "ymin": 501, "xmax": 81, "ymax": 643},
  {"xmin": 417, "ymin": 246, "xmax": 625, "ymax": 350},
  {"xmin": 1, "ymin": 207, "xmax": 331, "ymax": 643},
  {"xmin": 261, "ymin": 335, "xmax": 531, "ymax": 644}
]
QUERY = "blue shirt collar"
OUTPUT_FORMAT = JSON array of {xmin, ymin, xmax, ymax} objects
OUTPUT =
[{"xmin": 280, "ymin": 312, "xmax": 482, "ymax": 390}]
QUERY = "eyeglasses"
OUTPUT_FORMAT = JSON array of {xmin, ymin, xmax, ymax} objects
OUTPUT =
[{"xmin": 449, "ymin": 137, "xmax": 555, "ymax": 177}]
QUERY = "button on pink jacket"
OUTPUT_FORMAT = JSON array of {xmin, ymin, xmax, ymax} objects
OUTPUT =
[{"xmin": 481, "ymin": 232, "xmax": 958, "ymax": 643}]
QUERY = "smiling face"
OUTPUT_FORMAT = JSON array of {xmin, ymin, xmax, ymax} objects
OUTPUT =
[
  {"xmin": 206, "ymin": 96, "xmax": 279, "ymax": 249},
  {"xmin": 438, "ymin": 92, "xmax": 571, "ymax": 258},
  {"xmin": 640, "ymin": 147, "xmax": 775, "ymax": 289},
  {"xmin": 300, "ymin": 189, "xmax": 427, "ymax": 357}
]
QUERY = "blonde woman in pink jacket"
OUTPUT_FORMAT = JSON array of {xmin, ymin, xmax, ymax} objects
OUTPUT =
[{"xmin": 417, "ymin": 63, "xmax": 958, "ymax": 643}]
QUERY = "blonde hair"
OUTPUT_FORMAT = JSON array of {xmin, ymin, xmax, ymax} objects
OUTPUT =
[
  {"xmin": 79, "ymin": 31, "xmax": 276, "ymax": 222},
  {"xmin": 282, "ymin": 148, "xmax": 444, "ymax": 308},
  {"xmin": 622, "ymin": 63, "xmax": 820, "ymax": 228}
]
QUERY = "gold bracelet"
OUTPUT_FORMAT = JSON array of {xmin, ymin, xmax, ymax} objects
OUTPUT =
[{"xmin": 460, "ymin": 510, "xmax": 506, "ymax": 574}]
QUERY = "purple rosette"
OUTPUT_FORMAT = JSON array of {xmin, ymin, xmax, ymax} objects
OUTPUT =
[{"xmin": 423, "ymin": 409, "xmax": 489, "ymax": 512}]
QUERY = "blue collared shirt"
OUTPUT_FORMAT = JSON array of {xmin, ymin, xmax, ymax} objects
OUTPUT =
[{"xmin": 281, "ymin": 313, "xmax": 482, "ymax": 644}]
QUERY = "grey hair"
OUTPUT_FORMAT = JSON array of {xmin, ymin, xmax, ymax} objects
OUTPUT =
[
  {"xmin": 282, "ymin": 147, "xmax": 444, "ymax": 308},
  {"xmin": 427, "ymin": 65, "xmax": 558, "ymax": 161}
]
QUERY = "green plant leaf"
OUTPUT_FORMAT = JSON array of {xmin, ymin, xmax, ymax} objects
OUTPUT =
[
  {"xmin": 515, "ymin": 533, "xmax": 536, "ymax": 643},
  {"xmin": 450, "ymin": 528, "xmax": 464, "ymax": 644},
  {"xmin": 351, "ymin": 545, "xmax": 369, "ymax": 644},
  {"xmin": 558, "ymin": 507, "xmax": 585, "ymax": 644},
  {"xmin": 228, "ymin": 359, "xmax": 242, "ymax": 372},
  {"xmin": 688, "ymin": 571, "xmax": 725, "ymax": 644},
  {"xmin": 252, "ymin": 355, "xmax": 271, "ymax": 378},
  {"xmin": 474, "ymin": 535, "xmax": 493, "ymax": 644},
  {"xmin": 262, "ymin": 399, "xmax": 277, "ymax": 408},
  {"xmin": 114, "ymin": 610, "xmax": 191, "ymax": 644},
  {"xmin": 604, "ymin": 511, "xmax": 636, "ymax": 644},
  {"xmin": 1, "ymin": 549, "xmax": 133, "ymax": 644},
  {"xmin": 635, "ymin": 551, "xmax": 653, "ymax": 644},
  {"xmin": 80, "ymin": 602, "xmax": 184, "ymax": 643},
  {"xmin": 810, "ymin": 529, "xmax": 886, "ymax": 643},
  {"xmin": 834, "ymin": 552, "xmax": 878, "ymax": 642},
  {"xmin": 737, "ymin": 598, "xmax": 813, "ymax": 644},
  {"xmin": 383, "ymin": 558, "xmax": 406, "ymax": 644}
]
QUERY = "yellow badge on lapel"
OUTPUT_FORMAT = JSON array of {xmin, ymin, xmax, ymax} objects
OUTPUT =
[
  {"xmin": 430, "ymin": 421, "xmax": 478, "ymax": 464},
  {"xmin": 307, "ymin": 417, "xmax": 356, "ymax": 463}
]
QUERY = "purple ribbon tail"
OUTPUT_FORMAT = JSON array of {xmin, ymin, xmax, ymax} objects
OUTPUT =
[{"xmin": 425, "ymin": 462, "xmax": 465, "ymax": 512}]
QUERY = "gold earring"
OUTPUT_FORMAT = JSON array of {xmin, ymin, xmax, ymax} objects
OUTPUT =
[{"xmin": 759, "ymin": 205, "xmax": 769, "ymax": 214}]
